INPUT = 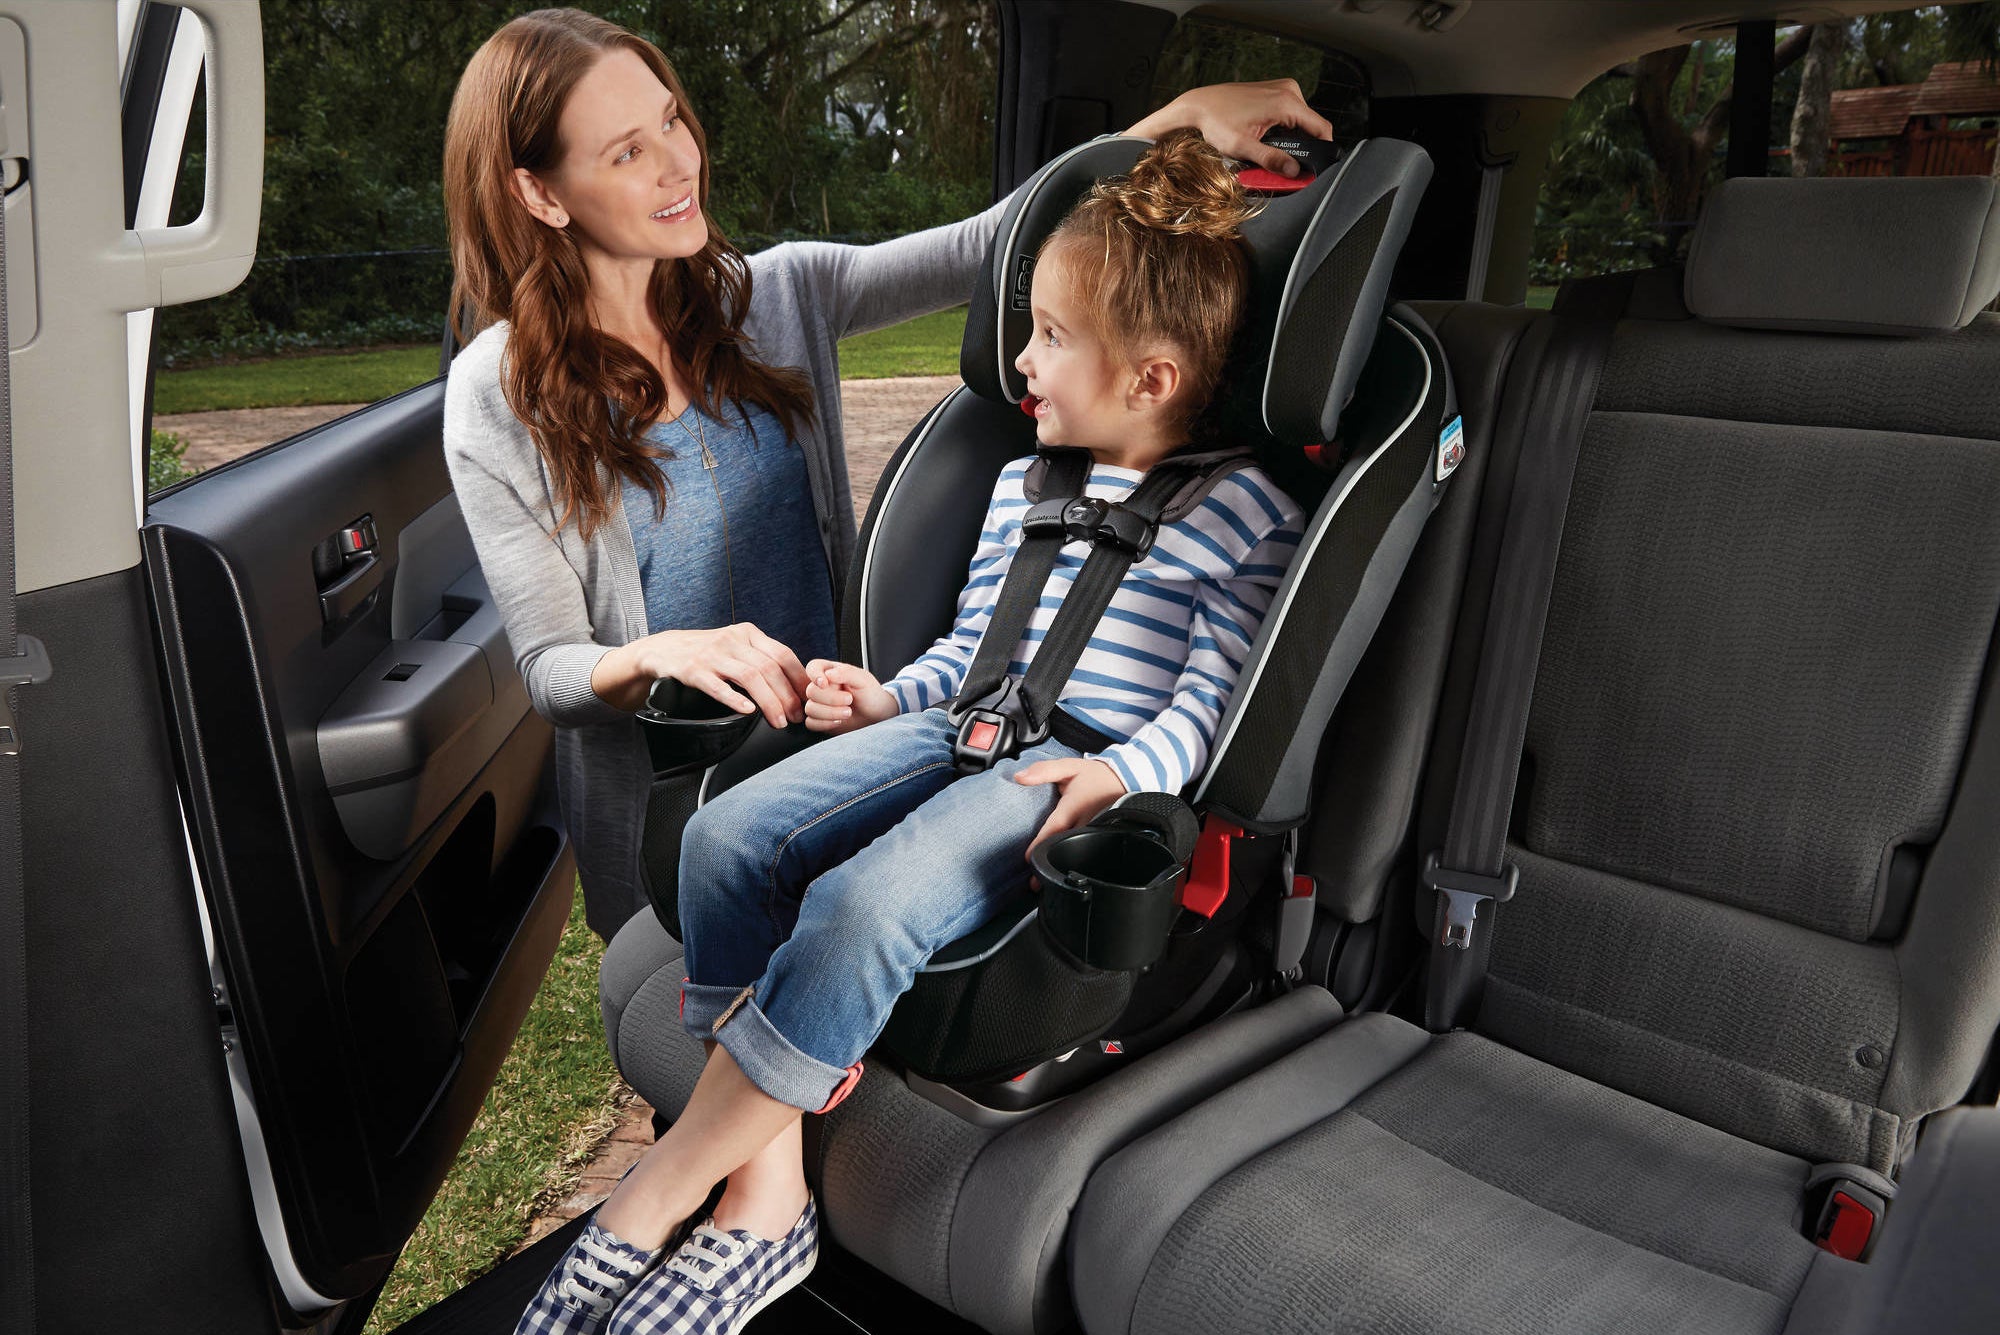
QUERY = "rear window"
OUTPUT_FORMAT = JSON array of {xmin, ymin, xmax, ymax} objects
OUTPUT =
[{"xmin": 1149, "ymin": 13, "xmax": 1369, "ymax": 147}]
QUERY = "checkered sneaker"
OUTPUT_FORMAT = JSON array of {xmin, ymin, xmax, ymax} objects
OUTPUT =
[
  {"xmin": 515, "ymin": 1217, "xmax": 662, "ymax": 1335},
  {"xmin": 603, "ymin": 1196, "xmax": 819, "ymax": 1335}
]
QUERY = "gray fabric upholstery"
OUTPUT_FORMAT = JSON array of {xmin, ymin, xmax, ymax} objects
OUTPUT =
[
  {"xmin": 951, "ymin": 986, "xmax": 1344, "ymax": 1335},
  {"xmin": 1071, "ymin": 1014, "xmax": 1428, "ymax": 1335},
  {"xmin": 599, "ymin": 911, "xmax": 706, "ymax": 1120},
  {"xmin": 1077, "ymin": 1024, "xmax": 1820, "ymax": 1335},
  {"xmin": 1827, "ymin": 1107, "xmax": 2000, "ymax": 1335},
  {"xmin": 1091, "ymin": 1015, "xmax": 1990, "ymax": 1335},
  {"xmin": 1525, "ymin": 411, "xmax": 2000, "ymax": 941},
  {"xmin": 1686, "ymin": 176, "xmax": 2000, "ymax": 334},
  {"xmin": 1599, "ymin": 316, "xmax": 2000, "ymax": 442},
  {"xmin": 1483, "ymin": 848, "xmax": 1903, "ymax": 1171},
  {"xmin": 816, "ymin": 1067, "xmax": 1000, "ymax": 1309}
]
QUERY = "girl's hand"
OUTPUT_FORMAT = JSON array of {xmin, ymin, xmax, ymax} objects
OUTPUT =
[
  {"xmin": 1014, "ymin": 757, "xmax": 1129, "ymax": 855},
  {"xmin": 802, "ymin": 659, "xmax": 899, "ymax": 734},
  {"xmin": 1127, "ymin": 79, "xmax": 1336, "ymax": 177},
  {"xmin": 592, "ymin": 622, "xmax": 808, "ymax": 727}
]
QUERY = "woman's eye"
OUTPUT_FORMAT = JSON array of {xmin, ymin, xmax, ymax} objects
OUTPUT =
[{"xmin": 616, "ymin": 145, "xmax": 638, "ymax": 164}]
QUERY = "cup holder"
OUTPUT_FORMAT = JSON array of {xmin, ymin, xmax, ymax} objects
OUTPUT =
[
  {"xmin": 636, "ymin": 678, "xmax": 759, "ymax": 779},
  {"xmin": 1030, "ymin": 822, "xmax": 1190, "ymax": 971}
]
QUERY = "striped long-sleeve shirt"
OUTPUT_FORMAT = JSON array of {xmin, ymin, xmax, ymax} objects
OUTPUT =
[{"xmin": 883, "ymin": 456, "xmax": 1305, "ymax": 795}]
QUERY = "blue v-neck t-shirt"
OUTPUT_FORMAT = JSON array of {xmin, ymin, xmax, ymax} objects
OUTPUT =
[{"xmin": 619, "ymin": 401, "xmax": 838, "ymax": 668}]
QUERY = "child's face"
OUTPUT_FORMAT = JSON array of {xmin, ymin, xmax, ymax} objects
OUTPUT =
[{"xmin": 1014, "ymin": 254, "xmax": 1135, "ymax": 454}]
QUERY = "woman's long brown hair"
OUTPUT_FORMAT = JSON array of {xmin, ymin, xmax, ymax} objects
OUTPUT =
[{"xmin": 444, "ymin": 8, "xmax": 813, "ymax": 542}]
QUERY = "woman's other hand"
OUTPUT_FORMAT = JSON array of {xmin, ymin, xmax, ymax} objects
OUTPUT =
[
  {"xmin": 1014, "ymin": 757, "xmax": 1129, "ymax": 856},
  {"xmin": 802, "ymin": 659, "xmax": 899, "ymax": 735},
  {"xmin": 1127, "ymin": 79, "xmax": 1336, "ymax": 178},
  {"xmin": 592, "ymin": 623, "xmax": 809, "ymax": 727}
]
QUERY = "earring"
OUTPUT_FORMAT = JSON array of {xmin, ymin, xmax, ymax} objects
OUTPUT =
[{"xmin": 552, "ymin": 213, "xmax": 567, "ymax": 226}]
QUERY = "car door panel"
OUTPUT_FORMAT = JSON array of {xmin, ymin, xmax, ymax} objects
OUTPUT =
[{"xmin": 144, "ymin": 383, "xmax": 574, "ymax": 1306}]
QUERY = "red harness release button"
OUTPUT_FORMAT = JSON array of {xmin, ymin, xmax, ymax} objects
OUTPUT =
[{"xmin": 966, "ymin": 719, "xmax": 1001, "ymax": 753}]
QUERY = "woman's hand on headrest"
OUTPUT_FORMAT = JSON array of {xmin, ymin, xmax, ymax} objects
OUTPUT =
[{"xmin": 1126, "ymin": 79, "xmax": 1335, "ymax": 180}]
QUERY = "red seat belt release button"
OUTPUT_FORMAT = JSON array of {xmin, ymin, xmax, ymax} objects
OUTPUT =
[
  {"xmin": 1814, "ymin": 1190, "xmax": 1877, "ymax": 1261},
  {"xmin": 1179, "ymin": 818, "xmax": 1241, "ymax": 918}
]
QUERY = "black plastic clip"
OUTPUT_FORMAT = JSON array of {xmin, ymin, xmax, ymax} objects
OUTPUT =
[
  {"xmin": 0, "ymin": 635, "xmax": 54, "ymax": 757},
  {"xmin": 1422, "ymin": 851, "xmax": 1518, "ymax": 950}
]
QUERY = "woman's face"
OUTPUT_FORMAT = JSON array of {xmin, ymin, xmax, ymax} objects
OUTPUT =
[{"xmin": 527, "ymin": 47, "xmax": 708, "ymax": 264}]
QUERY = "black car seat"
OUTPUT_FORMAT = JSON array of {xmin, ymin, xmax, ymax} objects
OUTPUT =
[
  {"xmin": 599, "ymin": 133, "xmax": 1486, "ymax": 1332},
  {"xmin": 1069, "ymin": 174, "xmax": 2000, "ymax": 1335}
]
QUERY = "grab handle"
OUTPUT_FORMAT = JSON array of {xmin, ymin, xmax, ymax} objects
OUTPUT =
[{"xmin": 125, "ymin": 1, "xmax": 263, "ymax": 308}]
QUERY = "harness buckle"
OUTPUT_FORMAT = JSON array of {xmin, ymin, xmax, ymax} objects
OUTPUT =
[
  {"xmin": 946, "ymin": 678, "xmax": 1049, "ymax": 774},
  {"xmin": 1422, "ymin": 851, "xmax": 1519, "ymax": 950}
]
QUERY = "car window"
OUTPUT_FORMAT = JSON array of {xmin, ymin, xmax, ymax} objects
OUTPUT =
[
  {"xmin": 1149, "ymin": 13, "xmax": 1369, "ymax": 147},
  {"xmin": 141, "ymin": 0, "xmax": 1002, "ymax": 499}
]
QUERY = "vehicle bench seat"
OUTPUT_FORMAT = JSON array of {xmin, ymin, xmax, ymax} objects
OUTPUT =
[{"xmin": 1067, "ymin": 176, "xmax": 2000, "ymax": 1335}]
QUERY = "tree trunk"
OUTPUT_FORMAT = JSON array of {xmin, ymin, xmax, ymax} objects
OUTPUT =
[{"xmin": 1789, "ymin": 23, "xmax": 1848, "ymax": 177}]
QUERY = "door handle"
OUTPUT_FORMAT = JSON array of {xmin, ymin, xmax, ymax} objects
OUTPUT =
[{"xmin": 319, "ymin": 551, "xmax": 381, "ymax": 625}]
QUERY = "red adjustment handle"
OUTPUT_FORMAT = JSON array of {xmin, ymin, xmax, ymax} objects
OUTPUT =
[{"xmin": 1179, "ymin": 817, "xmax": 1243, "ymax": 918}]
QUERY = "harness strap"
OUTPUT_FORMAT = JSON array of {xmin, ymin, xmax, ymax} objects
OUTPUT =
[{"xmin": 955, "ymin": 447, "xmax": 1091, "ymax": 712}]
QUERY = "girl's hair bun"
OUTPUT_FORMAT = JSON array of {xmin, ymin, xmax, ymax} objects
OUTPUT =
[{"xmin": 1099, "ymin": 128, "xmax": 1259, "ymax": 241}]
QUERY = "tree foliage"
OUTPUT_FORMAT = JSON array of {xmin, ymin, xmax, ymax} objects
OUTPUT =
[
  {"xmin": 1533, "ymin": 2, "xmax": 2000, "ymax": 283},
  {"xmin": 160, "ymin": 0, "xmax": 998, "ymax": 363}
]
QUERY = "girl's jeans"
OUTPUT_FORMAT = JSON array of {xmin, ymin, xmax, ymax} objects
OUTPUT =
[{"xmin": 675, "ymin": 707, "xmax": 1081, "ymax": 1112}]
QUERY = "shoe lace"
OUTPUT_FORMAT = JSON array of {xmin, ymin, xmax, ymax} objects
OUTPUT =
[
  {"xmin": 661, "ymin": 1223, "xmax": 740, "ymax": 1291},
  {"xmin": 555, "ymin": 1232, "xmax": 647, "ymax": 1317}
]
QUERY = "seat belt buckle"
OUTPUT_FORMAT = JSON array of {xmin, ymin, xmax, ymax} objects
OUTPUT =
[
  {"xmin": 1807, "ymin": 1166, "xmax": 1893, "ymax": 1262},
  {"xmin": 0, "ymin": 635, "xmax": 52, "ymax": 758},
  {"xmin": 1422, "ymin": 851, "xmax": 1518, "ymax": 951},
  {"xmin": 946, "ymin": 679, "xmax": 1047, "ymax": 774}
]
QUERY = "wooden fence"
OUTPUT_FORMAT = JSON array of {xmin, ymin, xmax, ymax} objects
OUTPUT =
[{"xmin": 1834, "ymin": 126, "xmax": 1999, "ymax": 178}]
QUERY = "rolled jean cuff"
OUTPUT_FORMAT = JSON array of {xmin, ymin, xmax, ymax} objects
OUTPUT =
[
  {"xmin": 711, "ymin": 987, "xmax": 860, "ymax": 1113},
  {"xmin": 678, "ymin": 979, "xmax": 743, "ymax": 1043}
]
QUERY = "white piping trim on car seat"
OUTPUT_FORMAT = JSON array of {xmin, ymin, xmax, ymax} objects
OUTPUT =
[
  {"xmin": 178, "ymin": 796, "xmax": 340, "ymax": 1316},
  {"xmin": 1259, "ymin": 142, "xmax": 1365, "ymax": 438},
  {"xmin": 993, "ymin": 137, "xmax": 1136, "ymax": 400},
  {"xmin": 913, "ymin": 905, "xmax": 1042, "ymax": 972},
  {"xmin": 1198, "ymin": 317, "xmax": 1433, "ymax": 803},
  {"xmin": 856, "ymin": 386, "xmax": 965, "ymax": 677}
]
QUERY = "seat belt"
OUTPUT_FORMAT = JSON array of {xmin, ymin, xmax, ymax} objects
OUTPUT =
[
  {"xmin": 1422, "ymin": 272, "xmax": 1635, "ymax": 1033},
  {"xmin": 947, "ymin": 447, "xmax": 1250, "ymax": 772},
  {"xmin": 0, "ymin": 127, "xmax": 51, "ymax": 1330}
]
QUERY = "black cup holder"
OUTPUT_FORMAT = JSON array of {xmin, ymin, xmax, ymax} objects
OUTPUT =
[
  {"xmin": 1030, "ymin": 824, "xmax": 1189, "ymax": 971},
  {"xmin": 636, "ymin": 678, "xmax": 759, "ymax": 779}
]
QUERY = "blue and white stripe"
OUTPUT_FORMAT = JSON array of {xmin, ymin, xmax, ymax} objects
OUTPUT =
[{"xmin": 883, "ymin": 457, "xmax": 1304, "ymax": 795}]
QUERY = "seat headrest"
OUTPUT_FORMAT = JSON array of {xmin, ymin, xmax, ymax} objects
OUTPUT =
[
  {"xmin": 1686, "ymin": 175, "xmax": 2000, "ymax": 336},
  {"xmin": 960, "ymin": 135, "xmax": 1432, "ymax": 448}
]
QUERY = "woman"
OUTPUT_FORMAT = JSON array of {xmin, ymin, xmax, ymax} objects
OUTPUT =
[{"xmin": 440, "ymin": 9, "xmax": 1330, "ymax": 1332}]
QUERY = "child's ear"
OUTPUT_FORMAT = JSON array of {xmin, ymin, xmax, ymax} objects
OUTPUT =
[{"xmin": 1127, "ymin": 354, "xmax": 1181, "ymax": 412}]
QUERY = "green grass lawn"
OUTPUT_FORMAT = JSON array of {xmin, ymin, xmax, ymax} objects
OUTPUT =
[
  {"xmin": 1526, "ymin": 285, "xmax": 1557, "ymax": 310},
  {"xmin": 361, "ymin": 887, "xmax": 629, "ymax": 1333},
  {"xmin": 836, "ymin": 305, "xmax": 967, "ymax": 378},
  {"xmin": 153, "ymin": 344, "xmax": 442, "ymax": 415},
  {"xmin": 155, "ymin": 307, "xmax": 970, "ymax": 415}
]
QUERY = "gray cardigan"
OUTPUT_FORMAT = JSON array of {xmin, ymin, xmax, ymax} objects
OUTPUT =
[{"xmin": 442, "ymin": 200, "xmax": 1009, "ymax": 935}]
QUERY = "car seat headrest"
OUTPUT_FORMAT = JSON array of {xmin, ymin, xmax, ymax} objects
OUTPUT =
[
  {"xmin": 960, "ymin": 135, "xmax": 1433, "ymax": 449},
  {"xmin": 1686, "ymin": 176, "xmax": 2000, "ymax": 336}
]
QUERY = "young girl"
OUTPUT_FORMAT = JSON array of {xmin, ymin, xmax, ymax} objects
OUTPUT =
[{"xmin": 539, "ymin": 129, "xmax": 1305, "ymax": 1335}]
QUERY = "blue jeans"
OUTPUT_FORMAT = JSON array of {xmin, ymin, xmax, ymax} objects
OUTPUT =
[{"xmin": 674, "ymin": 708, "xmax": 1080, "ymax": 1111}]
